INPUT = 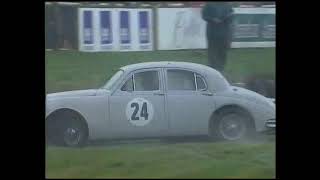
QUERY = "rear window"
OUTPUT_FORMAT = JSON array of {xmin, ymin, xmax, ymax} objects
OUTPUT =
[{"xmin": 167, "ymin": 70, "xmax": 196, "ymax": 91}]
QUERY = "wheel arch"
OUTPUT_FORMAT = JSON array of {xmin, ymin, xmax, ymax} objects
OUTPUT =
[{"xmin": 46, "ymin": 108, "xmax": 89, "ymax": 139}]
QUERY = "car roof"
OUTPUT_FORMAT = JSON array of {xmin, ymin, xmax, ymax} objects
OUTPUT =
[{"xmin": 120, "ymin": 61, "xmax": 219, "ymax": 74}]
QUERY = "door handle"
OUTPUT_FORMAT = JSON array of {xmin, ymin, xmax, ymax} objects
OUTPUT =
[
  {"xmin": 201, "ymin": 92, "xmax": 213, "ymax": 96},
  {"xmin": 154, "ymin": 92, "xmax": 165, "ymax": 96}
]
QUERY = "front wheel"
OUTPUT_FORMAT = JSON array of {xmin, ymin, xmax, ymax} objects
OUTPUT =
[
  {"xmin": 59, "ymin": 118, "xmax": 88, "ymax": 147},
  {"xmin": 209, "ymin": 108, "xmax": 255, "ymax": 141},
  {"xmin": 47, "ymin": 111, "xmax": 88, "ymax": 147}
]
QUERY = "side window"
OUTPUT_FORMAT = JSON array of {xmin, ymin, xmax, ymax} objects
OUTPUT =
[
  {"xmin": 121, "ymin": 76, "xmax": 133, "ymax": 91},
  {"xmin": 134, "ymin": 71, "xmax": 159, "ymax": 91},
  {"xmin": 196, "ymin": 74, "xmax": 207, "ymax": 91},
  {"xmin": 167, "ymin": 70, "xmax": 196, "ymax": 91}
]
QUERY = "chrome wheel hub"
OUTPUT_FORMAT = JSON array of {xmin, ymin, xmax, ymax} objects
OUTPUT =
[
  {"xmin": 63, "ymin": 127, "xmax": 81, "ymax": 146},
  {"xmin": 219, "ymin": 114, "xmax": 246, "ymax": 140}
]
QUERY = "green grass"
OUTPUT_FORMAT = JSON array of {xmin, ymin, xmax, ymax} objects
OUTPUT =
[
  {"xmin": 45, "ymin": 48, "xmax": 275, "ymax": 93},
  {"xmin": 46, "ymin": 139, "xmax": 275, "ymax": 178},
  {"xmin": 45, "ymin": 48, "xmax": 275, "ymax": 178}
]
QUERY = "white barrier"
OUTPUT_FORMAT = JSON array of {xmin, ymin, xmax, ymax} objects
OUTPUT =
[
  {"xmin": 157, "ymin": 8, "xmax": 207, "ymax": 50},
  {"xmin": 156, "ymin": 7, "xmax": 275, "ymax": 50}
]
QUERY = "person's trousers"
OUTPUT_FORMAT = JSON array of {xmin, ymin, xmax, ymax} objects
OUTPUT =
[{"xmin": 207, "ymin": 38, "xmax": 229, "ymax": 72}]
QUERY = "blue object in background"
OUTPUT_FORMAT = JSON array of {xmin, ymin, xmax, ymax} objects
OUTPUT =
[
  {"xmin": 83, "ymin": 11, "xmax": 93, "ymax": 44},
  {"xmin": 120, "ymin": 11, "xmax": 130, "ymax": 44},
  {"xmin": 139, "ymin": 11, "xmax": 150, "ymax": 44},
  {"xmin": 100, "ymin": 11, "xmax": 112, "ymax": 44}
]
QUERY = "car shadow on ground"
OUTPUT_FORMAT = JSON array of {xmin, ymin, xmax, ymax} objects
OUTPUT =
[
  {"xmin": 47, "ymin": 133, "xmax": 275, "ymax": 148},
  {"xmin": 89, "ymin": 135, "xmax": 213, "ymax": 147}
]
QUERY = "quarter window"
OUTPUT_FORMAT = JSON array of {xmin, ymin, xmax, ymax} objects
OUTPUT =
[
  {"xmin": 121, "ymin": 76, "xmax": 133, "ymax": 91},
  {"xmin": 196, "ymin": 74, "xmax": 207, "ymax": 90}
]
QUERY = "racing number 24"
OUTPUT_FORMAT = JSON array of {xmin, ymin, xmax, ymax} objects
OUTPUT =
[{"xmin": 131, "ymin": 102, "xmax": 149, "ymax": 120}]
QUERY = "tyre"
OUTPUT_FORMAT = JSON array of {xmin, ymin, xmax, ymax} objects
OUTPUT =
[
  {"xmin": 60, "ymin": 118, "xmax": 88, "ymax": 147},
  {"xmin": 209, "ymin": 108, "xmax": 255, "ymax": 141},
  {"xmin": 47, "ymin": 111, "xmax": 88, "ymax": 147}
]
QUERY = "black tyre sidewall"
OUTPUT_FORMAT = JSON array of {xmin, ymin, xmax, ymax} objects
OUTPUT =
[
  {"xmin": 210, "ymin": 108, "xmax": 254, "ymax": 141},
  {"xmin": 59, "ymin": 118, "xmax": 88, "ymax": 147}
]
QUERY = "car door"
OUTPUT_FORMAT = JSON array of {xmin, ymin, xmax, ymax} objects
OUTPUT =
[
  {"xmin": 164, "ymin": 68, "xmax": 216, "ymax": 136},
  {"xmin": 109, "ymin": 68, "xmax": 168, "ymax": 138}
]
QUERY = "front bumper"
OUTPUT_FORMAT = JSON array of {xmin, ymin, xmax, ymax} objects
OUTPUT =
[
  {"xmin": 266, "ymin": 119, "xmax": 276, "ymax": 128},
  {"xmin": 263, "ymin": 119, "xmax": 276, "ymax": 134}
]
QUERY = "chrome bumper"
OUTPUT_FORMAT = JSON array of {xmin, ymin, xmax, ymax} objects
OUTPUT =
[{"xmin": 266, "ymin": 119, "xmax": 276, "ymax": 128}]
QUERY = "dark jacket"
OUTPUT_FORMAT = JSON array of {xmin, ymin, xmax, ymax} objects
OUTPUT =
[{"xmin": 202, "ymin": 2, "xmax": 233, "ymax": 40}]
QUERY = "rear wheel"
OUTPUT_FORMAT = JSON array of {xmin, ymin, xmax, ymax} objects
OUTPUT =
[{"xmin": 209, "ymin": 107, "xmax": 255, "ymax": 141}]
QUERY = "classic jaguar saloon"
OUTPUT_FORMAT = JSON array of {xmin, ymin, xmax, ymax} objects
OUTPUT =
[{"xmin": 46, "ymin": 61, "xmax": 275, "ymax": 147}]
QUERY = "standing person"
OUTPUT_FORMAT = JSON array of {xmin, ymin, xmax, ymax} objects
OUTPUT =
[
  {"xmin": 47, "ymin": 20, "xmax": 58, "ymax": 50},
  {"xmin": 201, "ymin": 2, "xmax": 234, "ymax": 72}
]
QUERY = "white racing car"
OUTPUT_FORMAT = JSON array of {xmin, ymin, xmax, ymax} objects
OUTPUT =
[{"xmin": 46, "ymin": 62, "xmax": 275, "ymax": 147}]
